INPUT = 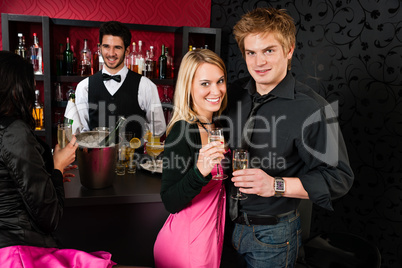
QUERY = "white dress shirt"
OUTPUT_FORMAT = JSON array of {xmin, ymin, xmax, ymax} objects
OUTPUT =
[{"xmin": 73, "ymin": 66, "xmax": 166, "ymax": 136}]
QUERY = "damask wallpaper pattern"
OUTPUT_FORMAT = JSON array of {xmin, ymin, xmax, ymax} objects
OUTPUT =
[{"xmin": 211, "ymin": 0, "xmax": 402, "ymax": 267}]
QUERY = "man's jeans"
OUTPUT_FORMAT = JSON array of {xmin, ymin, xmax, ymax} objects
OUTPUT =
[{"xmin": 232, "ymin": 210, "xmax": 302, "ymax": 268}]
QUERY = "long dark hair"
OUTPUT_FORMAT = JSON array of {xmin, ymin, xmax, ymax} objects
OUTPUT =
[{"xmin": 0, "ymin": 51, "xmax": 36, "ymax": 128}]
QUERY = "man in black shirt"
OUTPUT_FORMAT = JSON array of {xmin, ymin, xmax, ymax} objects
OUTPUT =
[{"xmin": 224, "ymin": 7, "xmax": 354, "ymax": 268}]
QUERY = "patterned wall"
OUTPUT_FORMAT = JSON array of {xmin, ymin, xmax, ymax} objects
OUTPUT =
[{"xmin": 211, "ymin": 0, "xmax": 402, "ymax": 267}]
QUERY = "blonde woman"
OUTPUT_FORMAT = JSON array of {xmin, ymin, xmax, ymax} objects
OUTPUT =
[{"xmin": 153, "ymin": 49, "xmax": 228, "ymax": 267}]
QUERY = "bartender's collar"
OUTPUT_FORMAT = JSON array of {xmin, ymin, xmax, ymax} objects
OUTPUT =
[
  {"xmin": 102, "ymin": 66, "xmax": 128, "ymax": 82},
  {"xmin": 246, "ymin": 72, "xmax": 295, "ymax": 100}
]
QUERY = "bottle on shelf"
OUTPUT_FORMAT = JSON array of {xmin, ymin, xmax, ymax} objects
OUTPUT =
[
  {"xmin": 143, "ymin": 50, "xmax": 153, "ymax": 79},
  {"xmin": 128, "ymin": 42, "xmax": 138, "ymax": 73},
  {"xmin": 161, "ymin": 86, "xmax": 172, "ymax": 124},
  {"xmin": 158, "ymin": 44, "xmax": 167, "ymax": 79},
  {"xmin": 92, "ymin": 43, "xmax": 104, "ymax": 72},
  {"xmin": 165, "ymin": 46, "xmax": 174, "ymax": 79},
  {"xmin": 98, "ymin": 116, "xmax": 127, "ymax": 147},
  {"xmin": 55, "ymin": 82, "xmax": 63, "ymax": 102},
  {"xmin": 79, "ymin": 39, "xmax": 91, "ymax": 76},
  {"xmin": 136, "ymin": 40, "xmax": 145, "ymax": 75},
  {"xmin": 56, "ymin": 43, "xmax": 64, "ymax": 76},
  {"xmin": 30, "ymin": 33, "xmax": 43, "ymax": 74},
  {"xmin": 63, "ymin": 37, "xmax": 74, "ymax": 75},
  {"xmin": 149, "ymin": 46, "xmax": 157, "ymax": 79},
  {"xmin": 33, "ymin": 89, "xmax": 44, "ymax": 130},
  {"xmin": 15, "ymin": 33, "xmax": 27, "ymax": 59},
  {"xmin": 93, "ymin": 43, "xmax": 99, "ymax": 73}
]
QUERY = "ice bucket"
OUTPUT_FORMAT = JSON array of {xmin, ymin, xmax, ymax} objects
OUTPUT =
[{"xmin": 75, "ymin": 131, "xmax": 117, "ymax": 189}]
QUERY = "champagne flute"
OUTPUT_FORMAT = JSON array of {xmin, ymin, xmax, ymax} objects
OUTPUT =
[
  {"xmin": 231, "ymin": 149, "xmax": 248, "ymax": 200},
  {"xmin": 208, "ymin": 128, "xmax": 228, "ymax": 180},
  {"xmin": 57, "ymin": 123, "xmax": 72, "ymax": 149}
]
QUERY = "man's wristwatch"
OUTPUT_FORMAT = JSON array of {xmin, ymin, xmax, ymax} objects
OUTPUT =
[{"xmin": 274, "ymin": 177, "xmax": 285, "ymax": 197}]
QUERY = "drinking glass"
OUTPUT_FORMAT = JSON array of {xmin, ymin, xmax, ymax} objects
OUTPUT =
[
  {"xmin": 146, "ymin": 142, "xmax": 164, "ymax": 172},
  {"xmin": 231, "ymin": 149, "xmax": 248, "ymax": 200},
  {"xmin": 57, "ymin": 123, "xmax": 72, "ymax": 149},
  {"xmin": 208, "ymin": 128, "xmax": 228, "ymax": 180},
  {"xmin": 116, "ymin": 145, "xmax": 127, "ymax": 176}
]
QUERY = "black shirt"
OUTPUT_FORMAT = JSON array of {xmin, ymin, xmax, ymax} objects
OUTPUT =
[{"xmin": 225, "ymin": 72, "xmax": 354, "ymax": 215}]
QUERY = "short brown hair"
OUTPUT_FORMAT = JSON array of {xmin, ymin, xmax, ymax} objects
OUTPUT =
[{"xmin": 233, "ymin": 7, "xmax": 296, "ymax": 69}]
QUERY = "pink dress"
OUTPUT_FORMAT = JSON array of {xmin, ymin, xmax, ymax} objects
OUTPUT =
[
  {"xmin": 0, "ymin": 245, "xmax": 116, "ymax": 268},
  {"xmin": 153, "ymin": 167, "xmax": 226, "ymax": 268}
]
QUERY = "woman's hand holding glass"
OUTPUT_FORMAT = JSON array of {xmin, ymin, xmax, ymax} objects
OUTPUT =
[
  {"xmin": 197, "ymin": 140, "xmax": 226, "ymax": 178},
  {"xmin": 53, "ymin": 135, "xmax": 78, "ymax": 175}
]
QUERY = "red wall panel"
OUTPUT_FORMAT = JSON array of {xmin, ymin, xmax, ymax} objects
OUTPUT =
[{"xmin": 0, "ymin": 0, "xmax": 211, "ymax": 50}]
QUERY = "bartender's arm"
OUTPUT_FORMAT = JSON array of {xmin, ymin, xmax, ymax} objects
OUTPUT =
[{"xmin": 138, "ymin": 76, "xmax": 166, "ymax": 136}]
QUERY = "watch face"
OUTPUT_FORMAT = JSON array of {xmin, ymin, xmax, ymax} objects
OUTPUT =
[{"xmin": 275, "ymin": 179, "xmax": 285, "ymax": 191}]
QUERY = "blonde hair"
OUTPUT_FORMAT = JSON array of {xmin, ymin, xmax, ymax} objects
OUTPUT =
[
  {"xmin": 233, "ymin": 7, "xmax": 296, "ymax": 70},
  {"xmin": 166, "ymin": 49, "xmax": 227, "ymax": 135}
]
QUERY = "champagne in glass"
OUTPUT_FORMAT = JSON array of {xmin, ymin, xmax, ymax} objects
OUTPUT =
[
  {"xmin": 57, "ymin": 123, "xmax": 72, "ymax": 149},
  {"xmin": 208, "ymin": 128, "xmax": 228, "ymax": 180},
  {"xmin": 231, "ymin": 149, "xmax": 248, "ymax": 200}
]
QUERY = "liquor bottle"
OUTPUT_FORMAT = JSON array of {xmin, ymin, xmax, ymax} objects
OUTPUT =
[
  {"xmin": 30, "ymin": 33, "xmax": 43, "ymax": 74},
  {"xmin": 137, "ymin": 40, "xmax": 145, "ymax": 75},
  {"xmin": 98, "ymin": 116, "xmax": 127, "ymax": 147},
  {"xmin": 158, "ymin": 44, "xmax": 167, "ymax": 79},
  {"xmin": 128, "ymin": 42, "xmax": 138, "ymax": 73},
  {"xmin": 15, "ymin": 33, "xmax": 27, "ymax": 59},
  {"xmin": 165, "ymin": 47, "xmax": 173, "ymax": 79},
  {"xmin": 161, "ymin": 86, "xmax": 172, "ymax": 124},
  {"xmin": 79, "ymin": 39, "xmax": 91, "ymax": 76},
  {"xmin": 79, "ymin": 51, "xmax": 91, "ymax": 76},
  {"xmin": 92, "ymin": 43, "xmax": 100, "ymax": 73},
  {"xmin": 33, "ymin": 90, "xmax": 44, "ymax": 130},
  {"xmin": 95, "ymin": 43, "xmax": 104, "ymax": 71},
  {"xmin": 63, "ymin": 37, "xmax": 74, "ymax": 75},
  {"xmin": 149, "ymin": 46, "xmax": 157, "ymax": 78},
  {"xmin": 143, "ymin": 50, "xmax": 153, "ymax": 79},
  {"xmin": 55, "ymin": 82, "xmax": 63, "ymax": 102},
  {"xmin": 56, "ymin": 43, "xmax": 64, "ymax": 76}
]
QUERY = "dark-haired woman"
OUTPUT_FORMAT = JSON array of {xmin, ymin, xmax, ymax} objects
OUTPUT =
[{"xmin": 0, "ymin": 51, "xmax": 115, "ymax": 267}]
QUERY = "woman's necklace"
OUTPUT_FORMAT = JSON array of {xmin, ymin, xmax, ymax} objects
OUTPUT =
[{"xmin": 196, "ymin": 119, "xmax": 213, "ymax": 134}]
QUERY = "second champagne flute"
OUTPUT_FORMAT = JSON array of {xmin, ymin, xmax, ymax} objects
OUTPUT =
[
  {"xmin": 231, "ymin": 149, "xmax": 248, "ymax": 200},
  {"xmin": 208, "ymin": 128, "xmax": 227, "ymax": 180}
]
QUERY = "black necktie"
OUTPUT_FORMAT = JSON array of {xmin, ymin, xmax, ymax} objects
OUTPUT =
[
  {"xmin": 102, "ymin": 73, "xmax": 121, "ymax": 83},
  {"xmin": 229, "ymin": 94, "xmax": 277, "ymax": 221},
  {"xmin": 241, "ymin": 94, "xmax": 277, "ymax": 150}
]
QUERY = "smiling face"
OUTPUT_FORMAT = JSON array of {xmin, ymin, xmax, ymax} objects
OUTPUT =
[
  {"xmin": 244, "ymin": 32, "xmax": 294, "ymax": 95},
  {"xmin": 100, "ymin": 35, "xmax": 129, "ymax": 74},
  {"xmin": 191, "ymin": 62, "xmax": 226, "ymax": 121}
]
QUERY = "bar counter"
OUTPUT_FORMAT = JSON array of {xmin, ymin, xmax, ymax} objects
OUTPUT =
[{"xmin": 54, "ymin": 165, "xmax": 169, "ymax": 267}]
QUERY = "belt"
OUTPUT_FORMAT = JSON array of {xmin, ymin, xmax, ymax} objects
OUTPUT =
[{"xmin": 234, "ymin": 210, "xmax": 295, "ymax": 226}]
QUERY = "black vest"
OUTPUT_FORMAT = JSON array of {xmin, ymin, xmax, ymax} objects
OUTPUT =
[{"xmin": 88, "ymin": 70, "xmax": 146, "ymax": 137}]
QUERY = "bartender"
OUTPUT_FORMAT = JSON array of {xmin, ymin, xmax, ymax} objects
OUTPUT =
[{"xmin": 73, "ymin": 21, "xmax": 166, "ymax": 139}]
